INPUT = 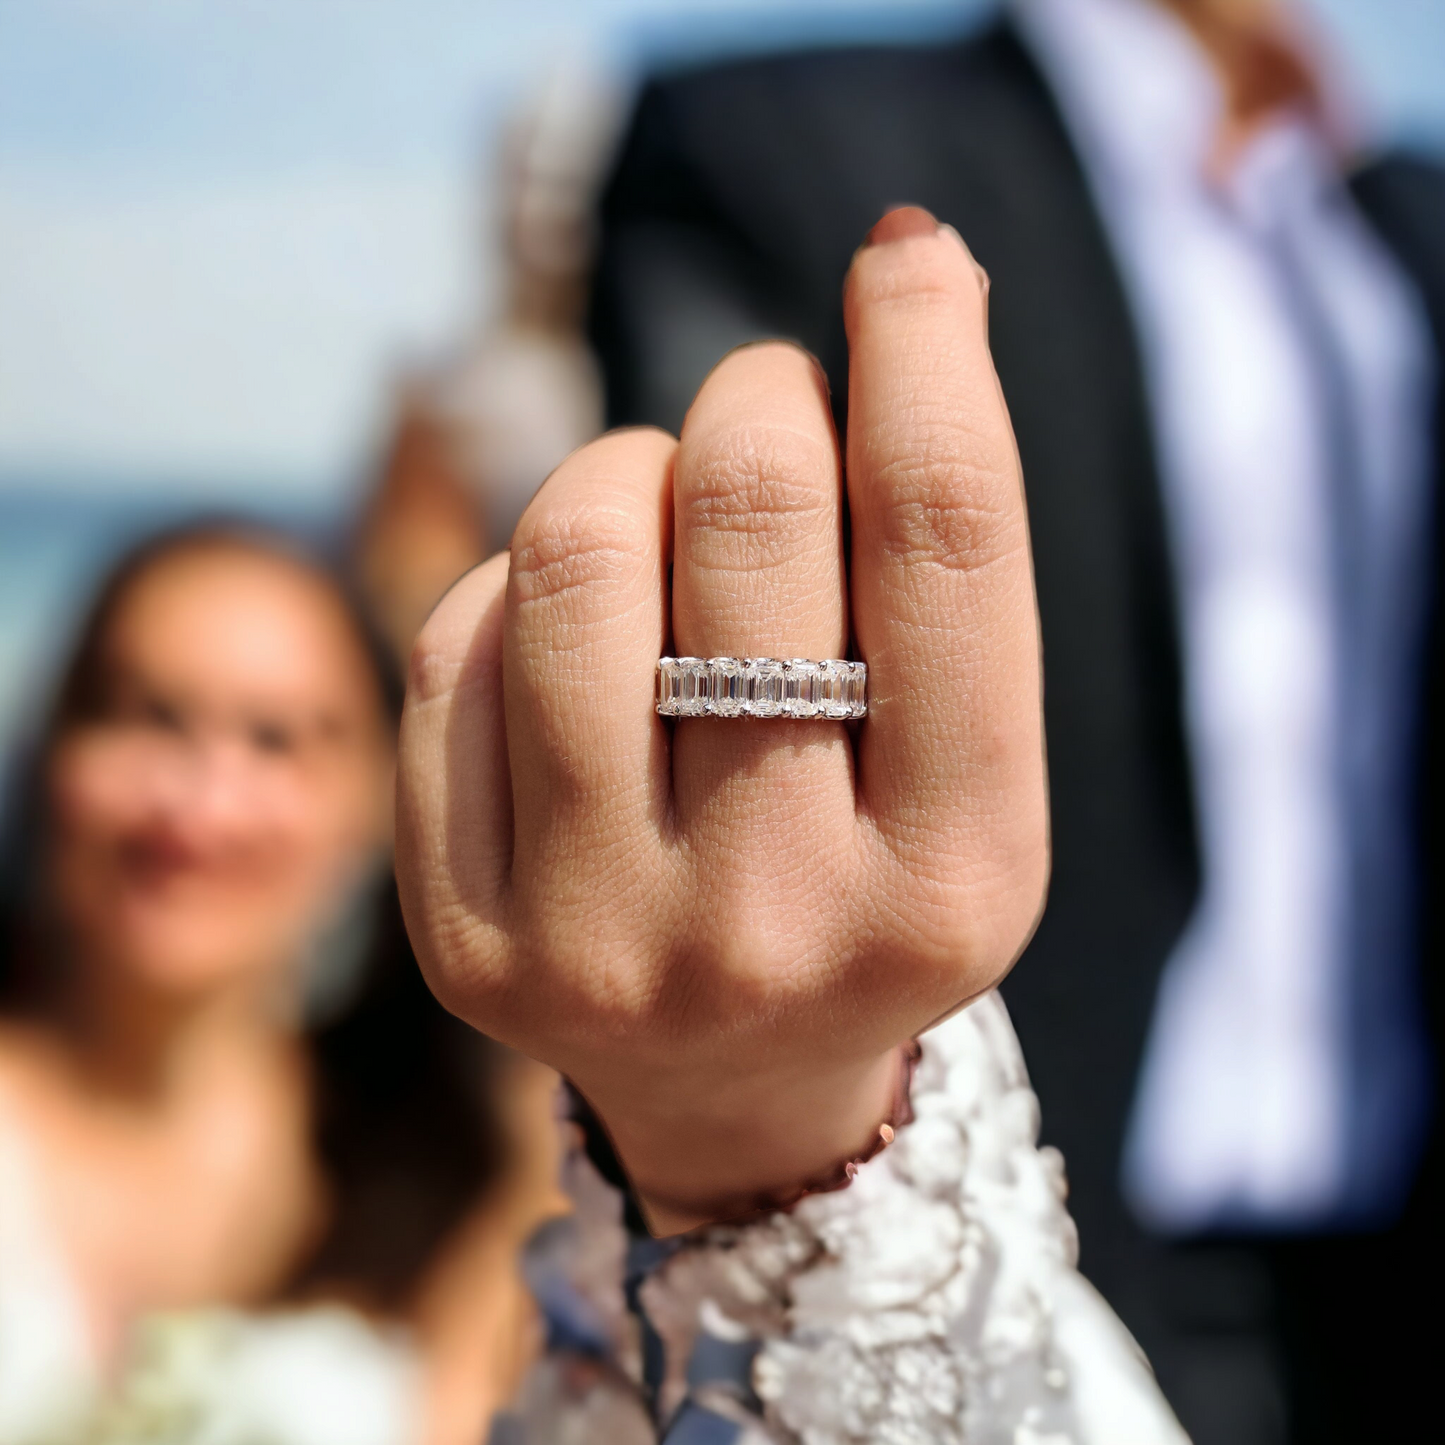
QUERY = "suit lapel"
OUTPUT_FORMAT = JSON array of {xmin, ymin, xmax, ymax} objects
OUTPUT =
[{"xmin": 1351, "ymin": 156, "xmax": 1445, "ymax": 1178}]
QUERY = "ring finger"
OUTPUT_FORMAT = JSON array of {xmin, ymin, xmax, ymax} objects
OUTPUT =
[{"xmin": 669, "ymin": 342, "xmax": 854, "ymax": 853}]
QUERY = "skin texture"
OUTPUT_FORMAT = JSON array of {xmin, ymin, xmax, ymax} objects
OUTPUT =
[{"xmin": 398, "ymin": 210, "xmax": 1050, "ymax": 1234}]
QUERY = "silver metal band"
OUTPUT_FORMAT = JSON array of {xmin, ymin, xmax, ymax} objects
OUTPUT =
[{"xmin": 657, "ymin": 657, "xmax": 867, "ymax": 720}]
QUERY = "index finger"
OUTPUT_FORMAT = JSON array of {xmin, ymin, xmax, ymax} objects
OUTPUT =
[{"xmin": 845, "ymin": 209, "xmax": 1046, "ymax": 912}]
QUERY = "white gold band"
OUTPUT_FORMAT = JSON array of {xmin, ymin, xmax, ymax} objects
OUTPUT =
[{"xmin": 657, "ymin": 657, "xmax": 867, "ymax": 720}]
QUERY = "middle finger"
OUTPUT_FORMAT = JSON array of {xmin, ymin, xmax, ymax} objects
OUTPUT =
[{"xmin": 670, "ymin": 342, "xmax": 854, "ymax": 836}]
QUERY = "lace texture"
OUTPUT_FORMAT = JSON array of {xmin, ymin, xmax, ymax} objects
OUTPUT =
[{"xmin": 639, "ymin": 994, "xmax": 1190, "ymax": 1445}]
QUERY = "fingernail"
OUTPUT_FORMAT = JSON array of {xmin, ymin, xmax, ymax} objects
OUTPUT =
[
  {"xmin": 864, "ymin": 205, "xmax": 939, "ymax": 247},
  {"xmin": 938, "ymin": 222, "xmax": 966, "ymax": 252},
  {"xmin": 938, "ymin": 221, "xmax": 982, "ymax": 272},
  {"xmin": 936, "ymin": 221, "xmax": 990, "ymax": 310}
]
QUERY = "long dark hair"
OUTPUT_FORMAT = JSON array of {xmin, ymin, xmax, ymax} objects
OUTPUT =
[{"xmin": 0, "ymin": 521, "xmax": 508, "ymax": 1310}]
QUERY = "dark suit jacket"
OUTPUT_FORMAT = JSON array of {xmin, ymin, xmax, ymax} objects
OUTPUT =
[{"xmin": 587, "ymin": 17, "xmax": 1445, "ymax": 1344}]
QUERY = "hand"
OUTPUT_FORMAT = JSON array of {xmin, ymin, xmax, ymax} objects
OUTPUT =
[{"xmin": 397, "ymin": 208, "xmax": 1048, "ymax": 1234}]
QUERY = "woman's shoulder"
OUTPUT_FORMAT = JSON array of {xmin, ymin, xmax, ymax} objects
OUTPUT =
[
  {"xmin": 0, "ymin": 1022, "xmax": 77, "ymax": 1262},
  {"xmin": 0, "ymin": 1020, "xmax": 71, "ymax": 1133},
  {"xmin": 0, "ymin": 1024, "xmax": 40, "ymax": 1127},
  {"xmin": 0, "ymin": 1025, "xmax": 98, "ymax": 1445}
]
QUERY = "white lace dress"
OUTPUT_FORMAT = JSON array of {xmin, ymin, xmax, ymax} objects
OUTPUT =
[
  {"xmin": 505, "ymin": 993, "xmax": 1192, "ymax": 1445},
  {"xmin": 0, "ymin": 1103, "xmax": 420, "ymax": 1445},
  {"xmin": 0, "ymin": 1103, "xmax": 97, "ymax": 1442}
]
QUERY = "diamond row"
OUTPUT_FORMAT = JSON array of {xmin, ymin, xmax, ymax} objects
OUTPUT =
[{"xmin": 657, "ymin": 657, "xmax": 867, "ymax": 719}]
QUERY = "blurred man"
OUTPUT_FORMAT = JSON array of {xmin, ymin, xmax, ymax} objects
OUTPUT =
[{"xmin": 587, "ymin": 1, "xmax": 1445, "ymax": 1440}]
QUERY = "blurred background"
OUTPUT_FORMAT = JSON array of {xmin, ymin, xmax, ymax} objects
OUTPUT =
[
  {"xmin": 0, "ymin": 0, "xmax": 967, "ymax": 775},
  {"xmin": 2, "ymin": 4, "xmax": 1444, "ymax": 1444},
  {"xmin": 3, "ymin": 0, "xmax": 1443, "ymax": 776}
]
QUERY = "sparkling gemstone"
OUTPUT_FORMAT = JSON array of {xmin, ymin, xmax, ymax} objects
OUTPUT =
[
  {"xmin": 657, "ymin": 659, "xmax": 683, "ymax": 714},
  {"xmin": 746, "ymin": 658, "xmax": 785, "ymax": 717},
  {"xmin": 819, "ymin": 660, "xmax": 851, "ymax": 719},
  {"xmin": 709, "ymin": 657, "xmax": 745, "ymax": 716},
  {"xmin": 676, "ymin": 657, "xmax": 708, "ymax": 716},
  {"xmin": 845, "ymin": 662, "xmax": 868, "ymax": 716},
  {"xmin": 785, "ymin": 659, "xmax": 821, "ymax": 717}
]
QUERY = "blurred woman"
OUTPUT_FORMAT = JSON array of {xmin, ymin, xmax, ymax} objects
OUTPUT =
[{"xmin": 0, "ymin": 526, "xmax": 556, "ymax": 1445}]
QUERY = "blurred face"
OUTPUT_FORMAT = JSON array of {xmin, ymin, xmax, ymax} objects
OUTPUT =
[{"xmin": 46, "ymin": 544, "xmax": 392, "ymax": 1001}]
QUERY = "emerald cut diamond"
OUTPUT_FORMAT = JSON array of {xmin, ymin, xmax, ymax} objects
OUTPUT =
[
  {"xmin": 709, "ymin": 657, "xmax": 746, "ymax": 716},
  {"xmin": 657, "ymin": 657, "xmax": 865, "ymax": 720},
  {"xmin": 676, "ymin": 657, "xmax": 709, "ymax": 715},
  {"xmin": 747, "ymin": 659, "xmax": 785, "ymax": 717},
  {"xmin": 657, "ymin": 658, "xmax": 683, "ymax": 713},
  {"xmin": 784, "ymin": 660, "xmax": 821, "ymax": 717},
  {"xmin": 819, "ymin": 660, "xmax": 851, "ymax": 719}
]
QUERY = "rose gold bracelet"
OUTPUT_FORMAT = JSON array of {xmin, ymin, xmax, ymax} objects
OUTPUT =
[
  {"xmin": 714, "ymin": 1038, "xmax": 923, "ymax": 1224},
  {"xmin": 569, "ymin": 1041, "xmax": 923, "ymax": 1235}
]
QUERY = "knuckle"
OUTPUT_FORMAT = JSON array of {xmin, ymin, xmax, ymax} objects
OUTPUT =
[
  {"xmin": 930, "ymin": 912, "xmax": 999, "ymax": 972},
  {"xmin": 416, "ymin": 952, "xmax": 474, "ymax": 1021},
  {"xmin": 887, "ymin": 913, "xmax": 1004, "ymax": 1003},
  {"xmin": 680, "ymin": 424, "xmax": 836, "ymax": 564},
  {"xmin": 401, "ymin": 552, "xmax": 508, "ymax": 708},
  {"xmin": 872, "ymin": 440, "xmax": 1022, "ymax": 573},
  {"xmin": 413, "ymin": 914, "xmax": 512, "ymax": 1022},
  {"xmin": 884, "ymin": 848, "xmax": 1050, "ymax": 998},
  {"xmin": 406, "ymin": 625, "xmax": 458, "ymax": 705},
  {"xmin": 683, "ymin": 887, "xmax": 821, "ymax": 993},
  {"xmin": 510, "ymin": 500, "xmax": 655, "ymax": 607}
]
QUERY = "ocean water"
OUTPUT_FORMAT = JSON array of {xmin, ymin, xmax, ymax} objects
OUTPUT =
[{"xmin": 0, "ymin": 481, "xmax": 340, "ymax": 814}]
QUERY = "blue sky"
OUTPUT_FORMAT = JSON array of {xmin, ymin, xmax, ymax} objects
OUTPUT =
[{"xmin": 0, "ymin": 0, "xmax": 1441, "ymax": 502}]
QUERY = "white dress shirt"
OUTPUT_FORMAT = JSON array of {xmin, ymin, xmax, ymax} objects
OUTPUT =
[{"xmin": 1014, "ymin": 0, "xmax": 1437, "ymax": 1230}]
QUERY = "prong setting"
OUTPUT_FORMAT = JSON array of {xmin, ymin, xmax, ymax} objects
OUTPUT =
[{"xmin": 657, "ymin": 658, "xmax": 867, "ymax": 719}]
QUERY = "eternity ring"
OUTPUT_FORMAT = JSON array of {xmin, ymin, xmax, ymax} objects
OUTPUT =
[{"xmin": 657, "ymin": 657, "xmax": 867, "ymax": 720}]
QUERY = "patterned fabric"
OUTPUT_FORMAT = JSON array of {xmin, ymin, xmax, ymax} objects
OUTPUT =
[{"xmin": 497, "ymin": 994, "xmax": 1188, "ymax": 1445}]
